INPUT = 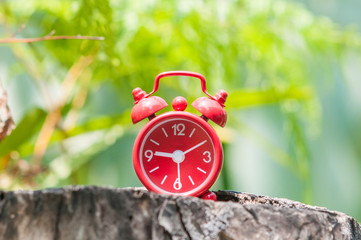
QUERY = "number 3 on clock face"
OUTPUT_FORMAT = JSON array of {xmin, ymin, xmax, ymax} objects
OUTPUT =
[{"xmin": 133, "ymin": 111, "xmax": 223, "ymax": 197}]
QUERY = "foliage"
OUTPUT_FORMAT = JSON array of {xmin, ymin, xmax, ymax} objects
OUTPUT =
[{"xmin": 0, "ymin": 0, "xmax": 360, "ymax": 219}]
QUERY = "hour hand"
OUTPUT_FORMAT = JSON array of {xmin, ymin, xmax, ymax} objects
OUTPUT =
[{"xmin": 154, "ymin": 151, "xmax": 174, "ymax": 158}]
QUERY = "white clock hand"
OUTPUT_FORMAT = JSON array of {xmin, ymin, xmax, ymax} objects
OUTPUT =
[
  {"xmin": 183, "ymin": 140, "xmax": 207, "ymax": 154},
  {"xmin": 177, "ymin": 162, "xmax": 181, "ymax": 180},
  {"xmin": 173, "ymin": 161, "xmax": 182, "ymax": 190},
  {"xmin": 154, "ymin": 151, "xmax": 174, "ymax": 158}
]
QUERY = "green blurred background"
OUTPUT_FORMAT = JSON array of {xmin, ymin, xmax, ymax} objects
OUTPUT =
[{"xmin": 0, "ymin": 0, "xmax": 360, "ymax": 221}]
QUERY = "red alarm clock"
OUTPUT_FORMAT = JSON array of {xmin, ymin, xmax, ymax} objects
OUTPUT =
[{"xmin": 131, "ymin": 71, "xmax": 227, "ymax": 200}]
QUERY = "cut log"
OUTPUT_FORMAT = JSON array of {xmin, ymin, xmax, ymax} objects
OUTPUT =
[{"xmin": 0, "ymin": 186, "xmax": 359, "ymax": 239}]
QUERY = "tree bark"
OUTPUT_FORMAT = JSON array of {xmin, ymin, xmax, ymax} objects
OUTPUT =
[
  {"xmin": 0, "ymin": 84, "xmax": 14, "ymax": 141},
  {"xmin": 0, "ymin": 186, "xmax": 359, "ymax": 240}
]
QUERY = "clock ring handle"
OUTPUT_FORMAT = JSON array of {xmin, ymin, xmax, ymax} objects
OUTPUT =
[{"xmin": 144, "ymin": 71, "xmax": 216, "ymax": 100}]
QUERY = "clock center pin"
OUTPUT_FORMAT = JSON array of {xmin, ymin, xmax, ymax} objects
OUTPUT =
[{"xmin": 172, "ymin": 150, "xmax": 185, "ymax": 163}]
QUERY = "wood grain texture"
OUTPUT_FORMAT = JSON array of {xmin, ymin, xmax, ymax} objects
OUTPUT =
[{"xmin": 0, "ymin": 186, "xmax": 359, "ymax": 240}]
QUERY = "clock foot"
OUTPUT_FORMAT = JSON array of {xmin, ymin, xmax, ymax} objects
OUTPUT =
[{"xmin": 200, "ymin": 191, "xmax": 217, "ymax": 201}]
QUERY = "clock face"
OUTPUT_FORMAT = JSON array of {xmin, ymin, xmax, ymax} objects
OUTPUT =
[{"xmin": 133, "ymin": 112, "xmax": 223, "ymax": 196}]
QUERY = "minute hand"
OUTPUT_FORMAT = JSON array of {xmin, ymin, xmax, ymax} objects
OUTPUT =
[{"xmin": 183, "ymin": 140, "xmax": 207, "ymax": 154}]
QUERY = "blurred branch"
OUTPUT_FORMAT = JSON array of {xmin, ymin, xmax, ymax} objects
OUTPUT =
[
  {"xmin": 0, "ymin": 35, "xmax": 104, "ymax": 43},
  {"xmin": 0, "ymin": 84, "xmax": 15, "ymax": 142},
  {"xmin": 32, "ymin": 55, "xmax": 95, "ymax": 167},
  {"xmin": 229, "ymin": 115, "xmax": 300, "ymax": 178},
  {"xmin": 229, "ymin": 113, "xmax": 313, "ymax": 203},
  {"xmin": 285, "ymin": 113, "xmax": 313, "ymax": 203},
  {"xmin": 227, "ymin": 87, "xmax": 312, "ymax": 109},
  {"xmin": 10, "ymin": 24, "xmax": 26, "ymax": 38},
  {"xmin": 10, "ymin": 45, "xmax": 56, "ymax": 110},
  {"xmin": 62, "ymin": 68, "xmax": 93, "ymax": 130}
]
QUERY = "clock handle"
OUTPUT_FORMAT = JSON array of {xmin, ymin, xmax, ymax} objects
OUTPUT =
[{"xmin": 145, "ymin": 71, "xmax": 216, "ymax": 100}]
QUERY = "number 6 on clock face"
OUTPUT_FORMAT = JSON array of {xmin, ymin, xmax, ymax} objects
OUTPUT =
[{"xmin": 133, "ymin": 111, "xmax": 223, "ymax": 197}]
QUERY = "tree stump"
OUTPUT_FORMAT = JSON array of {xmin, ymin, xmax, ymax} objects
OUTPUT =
[{"xmin": 0, "ymin": 186, "xmax": 359, "ymax": 239}]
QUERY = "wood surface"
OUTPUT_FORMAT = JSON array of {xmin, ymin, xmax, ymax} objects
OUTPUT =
[{"xmin": 0, "ymin": 186, "xmax": 360, "ymax": 239}]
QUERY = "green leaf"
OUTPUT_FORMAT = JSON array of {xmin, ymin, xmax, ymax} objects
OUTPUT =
[
  {"xmin": 0, "ymin": 108, "xmax": 47, "ymax": 158},
  {"xmin": 51, "ymin": 109, "xmax": 132, "ymax": 142},
  {"xmin": 227, "ymin": 87, "xmax": 313, "ymax": 108}
]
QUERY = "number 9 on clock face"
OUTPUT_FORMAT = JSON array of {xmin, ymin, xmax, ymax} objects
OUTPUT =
[{"xmin": 133, "ymin": 112, "xmax": 223, "ymax": 197}]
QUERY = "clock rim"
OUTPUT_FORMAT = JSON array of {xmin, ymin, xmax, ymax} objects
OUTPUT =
[{"xmin": 133, "ymin": 111, "xmax": 223, "ymax": 197}]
